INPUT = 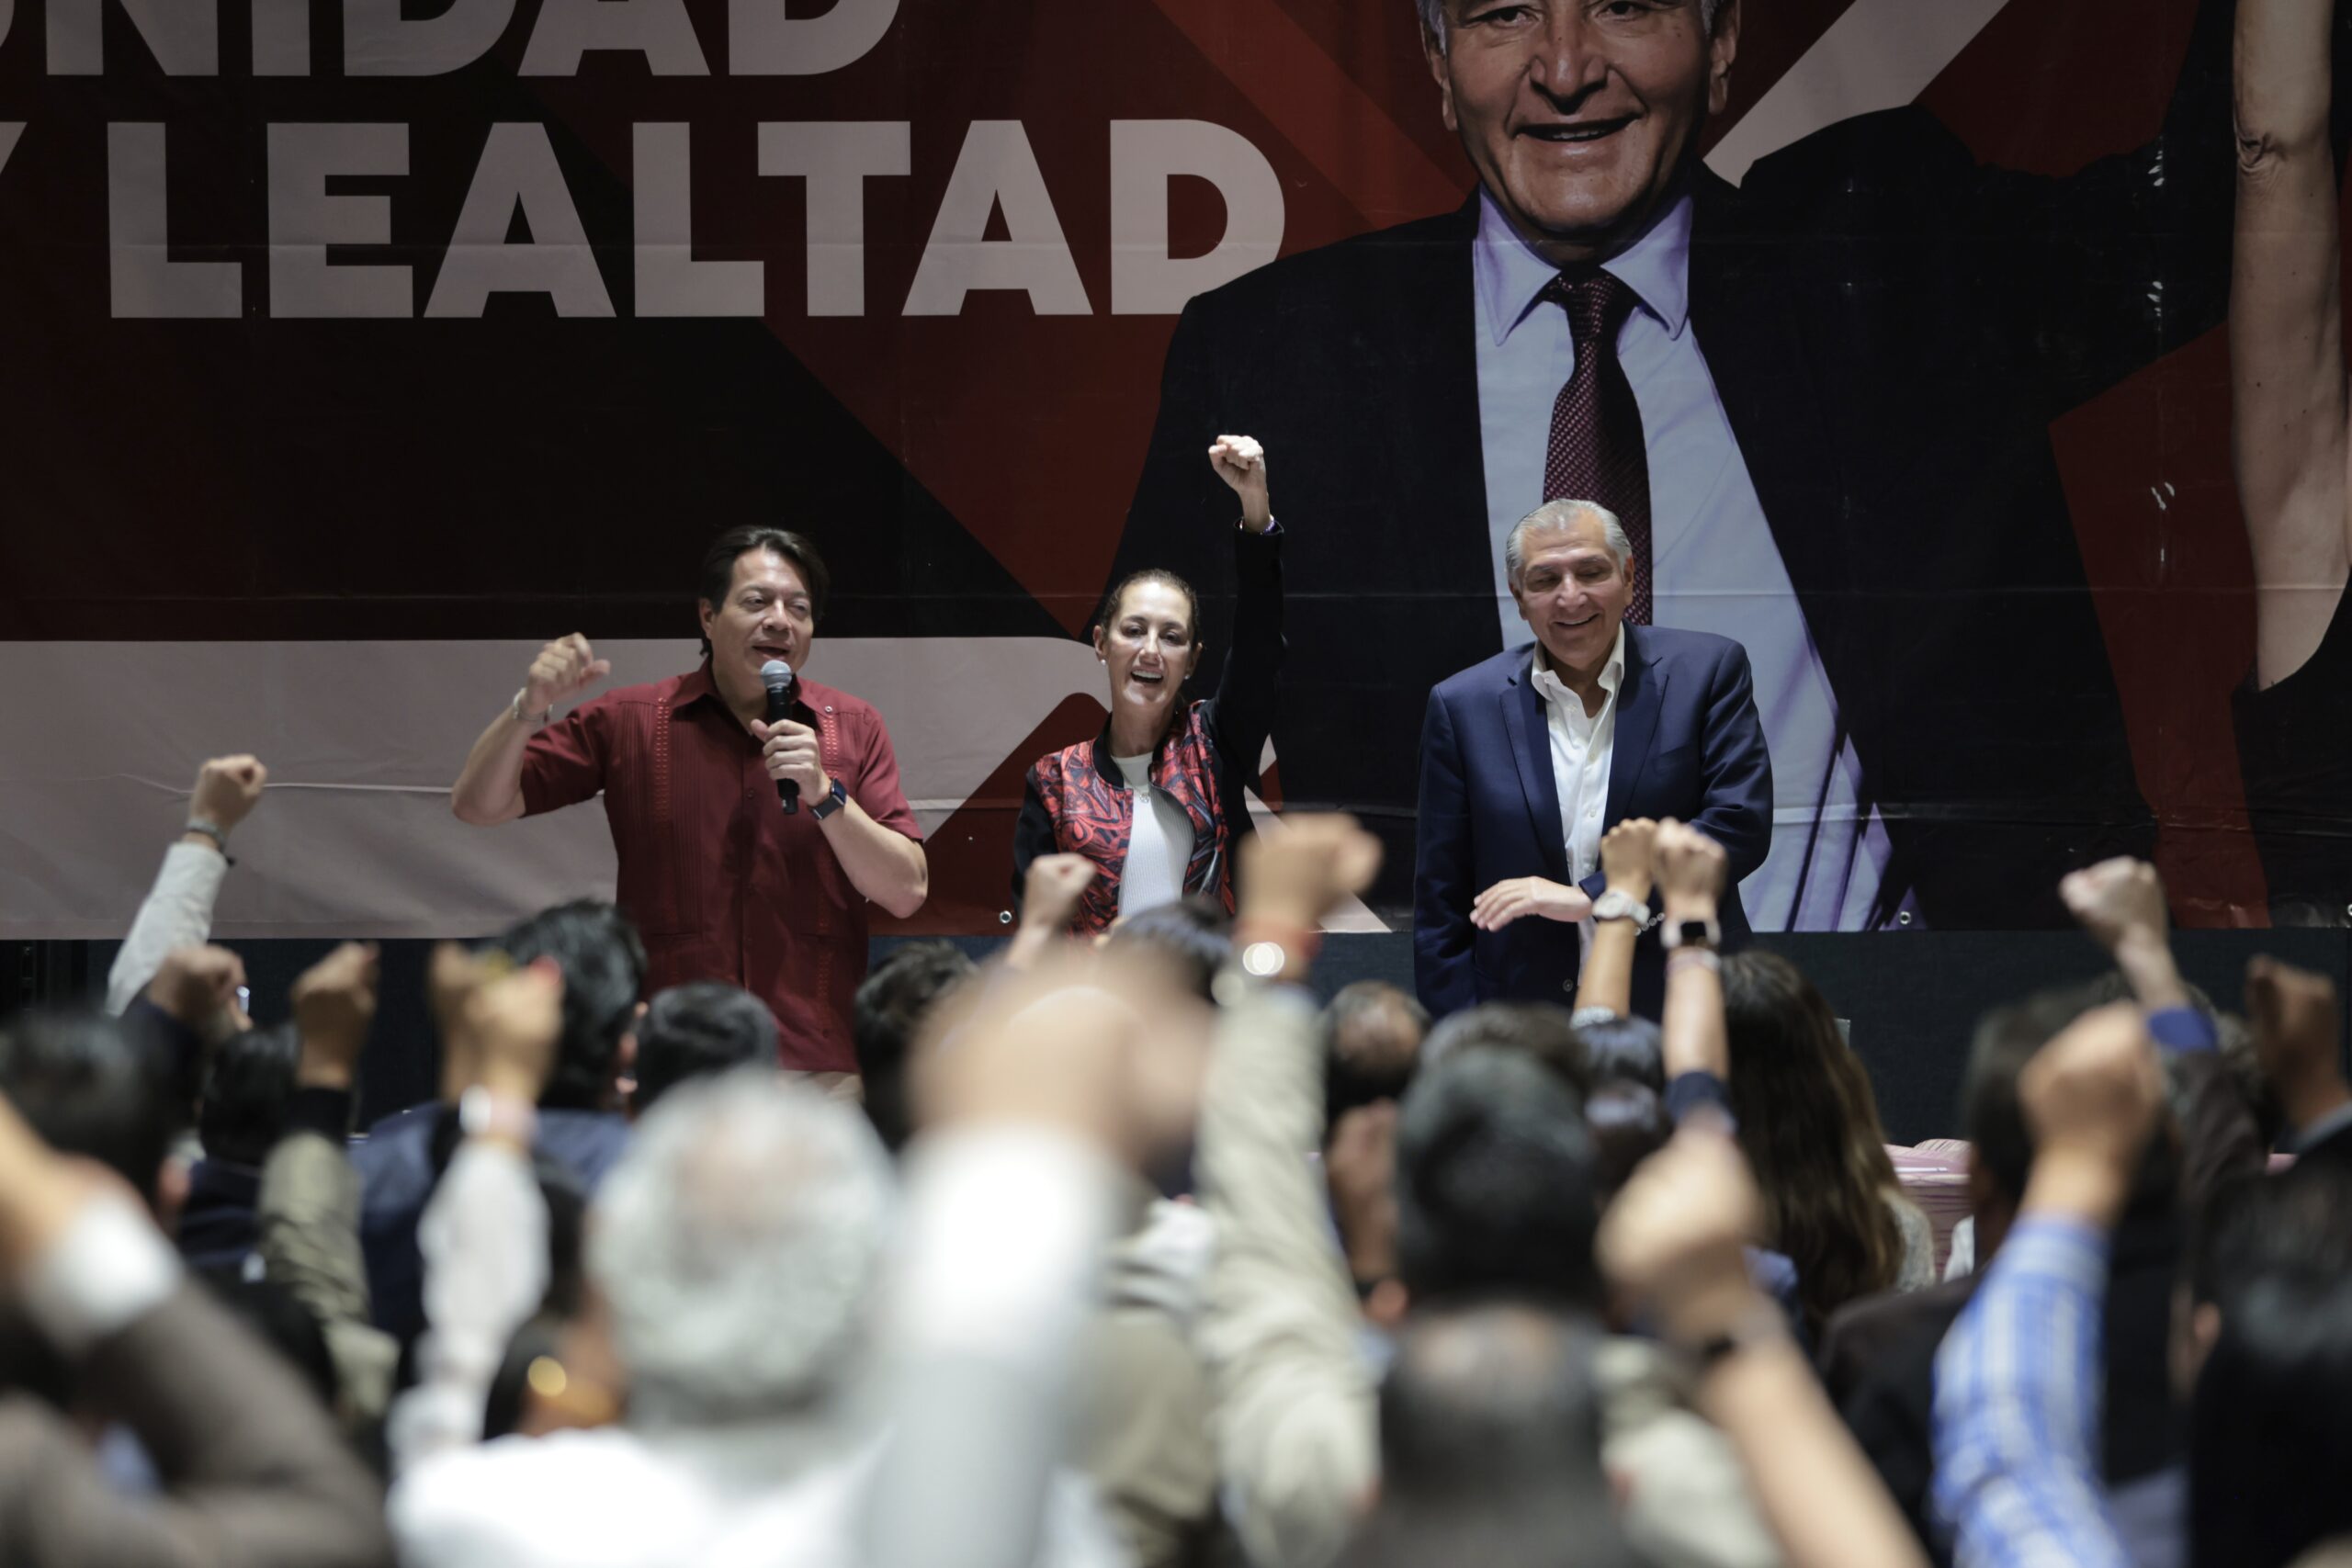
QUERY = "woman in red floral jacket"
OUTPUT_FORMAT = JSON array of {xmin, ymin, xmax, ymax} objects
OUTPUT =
[{"xmin": 1013, "ymin": 435, "xmax": 1284, "ymax": 936}]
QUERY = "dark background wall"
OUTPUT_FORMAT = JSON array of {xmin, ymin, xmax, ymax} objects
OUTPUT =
[{"xmin": 11, "ymin": 929, "xmax": 2346, "ymax": 1145}]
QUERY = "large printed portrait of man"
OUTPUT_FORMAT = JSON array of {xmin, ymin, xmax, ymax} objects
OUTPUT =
[{"xmin": 1114, "ymin": 0, "xmax": 2265, "ymax": 927}]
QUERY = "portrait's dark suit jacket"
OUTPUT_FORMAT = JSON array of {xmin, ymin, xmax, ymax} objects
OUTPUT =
[
  {"xmin": 1114, "ymin": 0, "xmax": 2241, "ymax": 921},
  {"xmin": 1414, "ymin": 626, "xmax": 1770, "ymax": 1021}
]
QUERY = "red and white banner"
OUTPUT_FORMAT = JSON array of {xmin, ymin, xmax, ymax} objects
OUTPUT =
[{"xmin": 0, "ymin": 0, "xmax": 2319, "ymax": 932}]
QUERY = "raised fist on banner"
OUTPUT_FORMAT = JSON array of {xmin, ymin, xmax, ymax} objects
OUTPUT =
[
  {"xmin": 524, "ymin": 634, "xmax": 611, "ymax": 716},
  {"xmin": 1208, "ymin": 434, "xmax": 1272, "ymax": 534}
]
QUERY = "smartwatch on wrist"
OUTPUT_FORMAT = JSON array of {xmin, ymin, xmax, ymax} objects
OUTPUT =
[
  {"xmin": 809, "ymin": 776, "xmax": 850, "ymax": 821},
  {"xmin": 1661, "ymin": 914, "xmax": 1722, "ymax": 952}
]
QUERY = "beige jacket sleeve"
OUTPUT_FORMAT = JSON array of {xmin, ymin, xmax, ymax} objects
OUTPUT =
[
  {"xmin": 1195, "ymin": 987, "xmax": 1377, "ymax": 1568},
  {"xmin": 257, "ymin": 1131, "xmax": 399, "ymax": 1435},
  {"xmin": 1600, "ymin": 1337, "xmax": 1787, "ymax": 1568}
]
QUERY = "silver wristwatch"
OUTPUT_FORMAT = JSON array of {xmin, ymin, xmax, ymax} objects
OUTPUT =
[{"xmin": 1590, "ymin": 889, "xmax": 1651, "ymax": 925}]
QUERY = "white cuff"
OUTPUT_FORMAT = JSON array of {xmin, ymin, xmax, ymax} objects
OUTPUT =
[
  {"xmin": 891, "ymin": 1127, "xmax": 1119, "ymax": 1369},
  {"xmin": 20, "ymin": 1195, "xmax": 182, "ymax": 1359}
]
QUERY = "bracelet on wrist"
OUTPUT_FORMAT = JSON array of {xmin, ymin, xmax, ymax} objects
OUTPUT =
[
  {"xmin": 512, "ymin": 687, "xmax": 554, "ymax": 728},
  {"xmin": 182, "ymin": 818, "xmax": 235, "ymax": 865}
]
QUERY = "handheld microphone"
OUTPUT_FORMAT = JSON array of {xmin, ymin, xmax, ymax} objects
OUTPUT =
[{"xmin": 760, "ymin": 659, "xmax": 800, "ymax": 814}]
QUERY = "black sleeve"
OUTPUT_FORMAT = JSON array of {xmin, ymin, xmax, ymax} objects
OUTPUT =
[
  {"xmin": 280, "ymin": 1089, "xmax": 356, "ymax": 1144},
  {"xmin": 1011, "ymin": 772, "xmax": 1057, "ymax": 918},
  {"xmin": 2233, "ymin": 586, "xmax": 2352, "ymax": 921},
  {"xmin": 1204, "ymin": 525, "xmax": 1285, "ymax": 790},
  {"xmin": 121, "ymin": 998, "xmax": 209, "ymax": 1117},
  {"xmin": 1108, "ymin": 299, "xmax": 1241, "ymax": 669}
]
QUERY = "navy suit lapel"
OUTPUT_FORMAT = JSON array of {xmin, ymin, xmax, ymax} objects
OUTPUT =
[
  {"xmin": 1501, "ymin": 660, "xmax": 1571, "ymax": 882},
  {"xmin": 1604, "ymin": 627, "xmax": 1666, "ymax": 829}
]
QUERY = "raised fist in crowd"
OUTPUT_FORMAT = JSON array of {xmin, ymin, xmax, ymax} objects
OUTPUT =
[
  {"xmin": 1599, "ymin": 1129, "xmax": 1771, "ymax": 1348},
  {"xmin": 2018, "ymin": 1001, "xmax": 2165, "ymax": 1219},
  {"xmin": 1238, "ymin": 814, "xmax": 1383, "ymax": 933},
  {"xmin": 189, "ymin": 755, "xmax": 268, "ymax": 835},
  {"xmin": 2245, "ymin": 955, "xmax": 2348, "ymax": 1133},
  {"xmin": 146, "ymin": 943, "xmax": 248, "ymax": 1036},
  {"xmin": 291, "ymin": 942, "xmax": 381, "ymax": 1091},
  {"xmin": 1600, "ymin": 817, "xmax": 1659, "ymax": 903},
  {"xmin": 1022, "ymin": 853, "xmax": 1099, "ymax": 934},
  {"xmin": 2059, "ymin": 857, "xmax": 2168, "ymax": 956},
  {"xmin": 1652, "ymin": 818, "xmax": 1728, "ymax": 917}
]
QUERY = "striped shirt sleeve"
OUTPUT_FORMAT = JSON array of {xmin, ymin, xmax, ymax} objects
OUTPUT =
[{"xmin": 1931, "ymin": 1214, "xmax": 2133, "ymax": 1568}]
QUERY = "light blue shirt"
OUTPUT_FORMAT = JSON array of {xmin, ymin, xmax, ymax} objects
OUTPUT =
[
  {"xmin": 1932, "ymin": 1216, "xmax": 2134, "ymax": 1568},
  {"xmin": 1471, "ymin": 192, "xmax": 1898, "ymax": 931}
]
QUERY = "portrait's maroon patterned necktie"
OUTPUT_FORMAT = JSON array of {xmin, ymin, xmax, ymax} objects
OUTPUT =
[{"xmin": 1541, "ymin": 268, "xmax": 1653, "ymax": 625}]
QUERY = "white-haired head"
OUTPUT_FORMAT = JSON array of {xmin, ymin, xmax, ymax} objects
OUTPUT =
[
  {"xmin": 1417, "ymin": 0, "xmax": 1725, "ymax": 51},
  {"xmin": 589, "ymin": 1068, "xmax": 896, "ymax": 1429},
  {"xmin": 1504, "ymin": 500, "xmax": 1630, "ymax": 589}
]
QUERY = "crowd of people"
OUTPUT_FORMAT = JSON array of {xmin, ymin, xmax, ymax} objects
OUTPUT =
[{"xmin": 4, "ymin": 748, "xmax": 2351, "ymax": 1568}]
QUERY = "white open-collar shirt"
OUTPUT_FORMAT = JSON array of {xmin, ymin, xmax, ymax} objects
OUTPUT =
[{"xmin": 1529, "ymin": 626, "xmax": 1625, "ymax": 889}]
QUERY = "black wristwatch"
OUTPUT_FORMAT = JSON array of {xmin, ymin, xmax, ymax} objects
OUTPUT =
[{"xmin": 809, "ymin": 776, "xmax": 850, "ymax": 821}]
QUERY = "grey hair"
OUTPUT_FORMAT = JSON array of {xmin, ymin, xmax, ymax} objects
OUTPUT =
[
  {"xmin": 1504, "ymin": 499, "xmax": 1631, "ymax": 585},
  {"xmin": 590, "ymin": 1067, "xmax": 897, "ymax": 1428},
  {"xmin": 1419, "ymin": 0, "xmax": 1726, "ymax": 51}
]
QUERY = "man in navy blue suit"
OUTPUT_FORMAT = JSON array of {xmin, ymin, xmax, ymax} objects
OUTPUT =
[{"xmin": 1415, "ymin": 499, "xmax": 1769, "ymax": 1020}]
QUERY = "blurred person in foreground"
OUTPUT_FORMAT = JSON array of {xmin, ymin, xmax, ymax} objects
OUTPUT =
[
  {"xmin": 925, "ymin": 931, "xmax": 1222, "ymax": 1568},
  {"xmin": 1332, "ymin": 1303, "xmax": 1634, "ymax": 1568},
  {"xmin": 1317, "ymin": 981, "xmax": 1429, "ymax": 1313},
  {"xmin": 1823, "ymin": 857, "xmax": 2267, "ymax": 1565},
  {"xmin": 2180, "ymin": 1145, "xmax": 2352, "ymax": 1568},
  {"xmin": 352, "ymin": 898, "xmax": 645, "ymax": 1352},
  {"xmin": 852, "ymin": 942, "xmax": 979, "ymax": 1156},
  {"xmin": 177, "ymin": 1021, "xmax": 299, "ymax": 1273},
  {"xmin": 857, "ymin": 920, "xmax": 1227, "ymax": 1565},
  {"xmin": 1930, "ymin": 971, "xmax": 2352, "ymax": 1568},
  {"xmin": 0, "ymin": 1020, "xmax": 390, "ymax": 1567},
  {"xmin": 1200, "ymin": 814, "xmax": 1786, "ymax": 1568},
  {"xmin": 390, "ymin": 937, "xmax": 1188, "ymax": 1567},
  {"xmin": 1930, "ymin": 1002, "xmax": 2185, "ymax": 1567},
  {"xmin": 628, "ymin": 980, "xmax": 777, "ymax": 1118},
  {"xmin": 1601, "ymin": 1130, "xmax": 1929, "ymax": 1568}
]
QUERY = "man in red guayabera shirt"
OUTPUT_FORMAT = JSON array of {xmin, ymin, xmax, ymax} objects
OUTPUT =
[{"xmin": 451, "ymin": 527, "xmax": 928, "ymax": 1092}]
